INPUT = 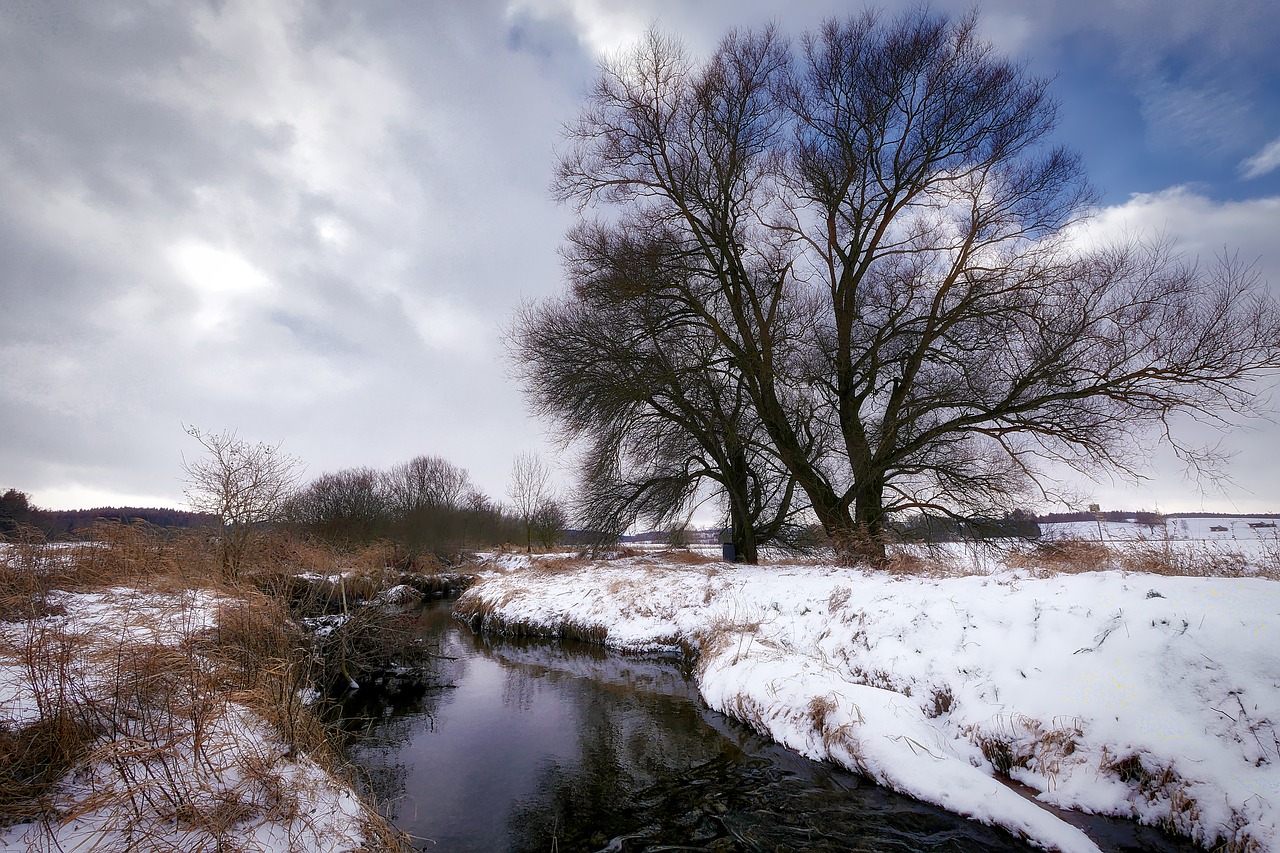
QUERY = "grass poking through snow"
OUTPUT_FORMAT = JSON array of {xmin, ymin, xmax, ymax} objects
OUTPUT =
[{"xmin": 0, "ymin": 524, "xmax": 422, "ymax": 851}]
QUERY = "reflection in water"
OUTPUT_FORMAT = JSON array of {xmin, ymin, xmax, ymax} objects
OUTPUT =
[{"xmin": 341, "ymin": 602, "xmax": 1196, "ymax": 853}]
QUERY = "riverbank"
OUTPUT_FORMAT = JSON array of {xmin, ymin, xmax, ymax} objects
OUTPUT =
[
  {"xmin": 0, "ymin": 528, "xmax": 465, "ymax": 851},
  {"xmin": 456, "ymin": 552, "xmax": 1280, "ymax": 853}
]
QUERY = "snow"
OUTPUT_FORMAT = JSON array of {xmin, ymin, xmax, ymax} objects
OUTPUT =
[
  {"xmin": 459, "ymin": 555, "xmax": 1280, "ymax": 852},
  {"xmin": 0, "ymin": 586, "xmax": 380, "ymax": 852}
]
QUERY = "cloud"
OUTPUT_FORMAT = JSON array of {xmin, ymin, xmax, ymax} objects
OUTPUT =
[
  {"xmin": 0, "ymin": 2, "xmax": 579, "ymax": 510},
  {"xmin": 1065, "ymin": 186, "xmax": 1280, "ymax": 512},
  {"xmin": 505, "ymin": 0, "xmax": 649, "ymax": 56},
  {"xmin": 1240, "ymin": 137, "xmax": 1280, "ymax": 180},
  {"xmin": 1077, "ymin": 186, "xmax": 1280, "ymax": 275},
  {"xmin": 3, "ymin": 0, "xmax": 1278, "ymax": 514}
]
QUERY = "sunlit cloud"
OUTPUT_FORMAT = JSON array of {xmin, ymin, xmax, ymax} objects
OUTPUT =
[
  {"xmin": 167, "ymin": 240, "xmax": 274, "ymax": 334},
  {"xmin": 1074, "ymin": 186, "xmax": 1280, "ymax": 272},
  {"xmin": 505, "ymin": 0, "xmax": 648, "ymax": 55},
  {"xmin": 1240, "ymin": 136, "xmax": 1280, "ymax": 180}
]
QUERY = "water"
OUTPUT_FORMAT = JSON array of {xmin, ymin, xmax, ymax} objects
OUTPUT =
[{"xmin": 341, "ymin": 602, "xmax": 1198, "ymax": 853}]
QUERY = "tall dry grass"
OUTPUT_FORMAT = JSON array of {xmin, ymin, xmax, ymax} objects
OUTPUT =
[
  {"xmin": 0, "ymin": 524, "xmax": 414, "ymax": 850},
  {"xmin": 1007, "ymin": 535, "xmax": 1280, "ymax": 580}
]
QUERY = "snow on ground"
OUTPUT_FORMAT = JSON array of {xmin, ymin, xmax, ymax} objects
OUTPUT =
[
  {"xmin": 1043, "ymin": 518, "xmax": 1280, "ymax": 546},
  {"xmin": 459, "ymin": 555, "xmax": 1280, "ymax": 852},
  {"xmin": 0, "ymin": 587, "xmax": 379, "ymax": 852}
]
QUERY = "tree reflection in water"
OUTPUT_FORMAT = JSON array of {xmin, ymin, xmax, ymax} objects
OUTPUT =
[{"xmin": 342, "ymin": 602, "xmax": 1197, "ymax": 853}]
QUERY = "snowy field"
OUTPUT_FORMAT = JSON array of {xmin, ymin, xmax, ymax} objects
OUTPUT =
[
  {"xmin": 0, "ymin": 586, "xmax": 381, "ymax": 851},
  {"xmin": 622, "ymin": 517, "xmax": 1280, "ymax": 574},
  {"xmin": 459, "ymin": 554, "xmax": 1280, "ymax": 852}
]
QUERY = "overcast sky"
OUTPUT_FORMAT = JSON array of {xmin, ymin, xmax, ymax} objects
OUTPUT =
[{"xmin": 3, "ymin": 0, "xmax": 1280, "ymax": 516}]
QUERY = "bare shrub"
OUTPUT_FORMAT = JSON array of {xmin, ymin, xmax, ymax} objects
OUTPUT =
[
  {"xmin": 0, "ymin": 526, "xmax": 411, "ymax": 849},
  {"xmin": 0, "ymin": 624, "xmax": 101, "ymax": 828},
  {"xmin": 182, "ymin": 425, "xmax": 303, "ymax": 580}
]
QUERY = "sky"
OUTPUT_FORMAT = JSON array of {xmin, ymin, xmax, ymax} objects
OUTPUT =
[{"xmin": 2, "ymin": 0, "xmax": 1280, "ymax": 517}]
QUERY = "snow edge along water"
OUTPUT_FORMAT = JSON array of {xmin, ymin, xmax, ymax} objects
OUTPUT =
[{"xmin": 455, "ymin": 556, "xmax": 1280, "ymax": 853}]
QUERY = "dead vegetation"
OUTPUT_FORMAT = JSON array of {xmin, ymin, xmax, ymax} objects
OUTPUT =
[
  {"xmin": 996, "ymin": 528, "xmax": 1280, "ymax": 580},
  {"xmin": 0, "ymin": 524, "xmax": 422, "ymax": 849},
  {"xmin": 966, "ymin": 714, "xmax": 1084, "ymax": 792}
]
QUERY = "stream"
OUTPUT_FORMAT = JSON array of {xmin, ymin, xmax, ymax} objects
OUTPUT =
[{"xmin": 340, "ymin": 600, "xmax": 1199, "ymax": 853}]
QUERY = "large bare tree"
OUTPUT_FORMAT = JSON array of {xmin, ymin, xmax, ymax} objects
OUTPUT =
[
  {"xmin": 508, "ymin": 451, "xmax": 557, "ymax": 553},
  {"xmin": 550, "ymin": 10, "xmax": 1280, "ymax": 563}
]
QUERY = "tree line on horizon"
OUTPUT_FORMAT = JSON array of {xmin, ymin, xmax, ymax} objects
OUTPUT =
[{"xmin": 0, "ymin": 489, "xmax": 218, "ymax": 539}]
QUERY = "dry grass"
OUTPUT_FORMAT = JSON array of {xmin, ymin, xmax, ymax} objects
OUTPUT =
[
  {"xmin": 0, "ymin": 526, "xmax": 414, "ymax": 850},
  {"xmin": 924, "ymin": 684, "xmax": 954, "ymax": 718},
  {"xmin": 1009, "ymin": 536, "xmax": 1280, "ymax": 580},
  {"xmin": 882, "ymin": 550, "xmax": 947, "ymax": 576},
  {"xmin": 966, "ymin": 714, "xmax": 1082, "ymax": 790},
  {"xmin": 1008, "ymin": 538, "xmax": 1117, "ymax": 575},
  {"xmin": 1097, "ymin": 748, "xmax": 1208, "ymax": 843},
  {"xmin": 653, "ymin": 548, "xmax": 718, "ymax": 566}
]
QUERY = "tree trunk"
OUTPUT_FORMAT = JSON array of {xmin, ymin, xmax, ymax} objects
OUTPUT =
[
  {"xmin": 734, "ymin": 524, "xmax": 759, "ymax": 565},
  {"xmin": 811, "ymin": 476, "xmax": 889, "ymax": 566},
  {"xmin": 846, "ymin": 475, "xmax": 889, "ymax": 565},
  {"xmin": 720, "ymin": 443, "xmax": 760, "ymax": 564}
]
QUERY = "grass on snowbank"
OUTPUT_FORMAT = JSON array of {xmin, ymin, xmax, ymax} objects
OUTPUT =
[
  {"xmin": 459, "ymin": 548, "xmax": 1279, "ymax": 853},
  {"xmin": 0, "ymin": 523, "xmax": 451, "ymax": 851}
]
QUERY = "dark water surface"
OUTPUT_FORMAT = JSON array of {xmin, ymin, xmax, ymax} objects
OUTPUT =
[{"xmin": 340, "ymin": 601, "xmax": 1198, "ymax": 853}]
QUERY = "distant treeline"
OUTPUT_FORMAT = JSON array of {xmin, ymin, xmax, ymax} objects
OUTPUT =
[
  {"xmin": 280, "ymin": 455, "xmax": 538, "ymax": 562},
  {"xmin": 2, "ymin": 489, "xmax": 218, "ymax": 540},
  {"xmin": 1036, "ymin": 511, "xmax": 1280, "ymax": 524},
  {"xmin": 39, "ymin": 507, "xmax": 219, "ymax": 537}
]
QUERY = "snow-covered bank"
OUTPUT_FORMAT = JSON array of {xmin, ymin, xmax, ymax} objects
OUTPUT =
[
  {"xmin": 0, "ymin": 586, "xmax": 390, "ymax": 851},
  {"xmin": 457, "ymin": 556, "xmax": 1280, "ymax": 852}
]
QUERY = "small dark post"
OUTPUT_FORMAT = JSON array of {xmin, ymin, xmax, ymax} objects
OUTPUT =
[{"xmin": 721, "ymin": 528, "xmax": 737, "ymax": 562}]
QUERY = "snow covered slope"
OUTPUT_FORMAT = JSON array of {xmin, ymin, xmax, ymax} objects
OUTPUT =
[{"xmin": 459, "ymin": 557, "xmax": 1280, "ymax": 852}]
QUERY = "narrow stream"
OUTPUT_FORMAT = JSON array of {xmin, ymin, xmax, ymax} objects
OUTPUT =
[{"xmin": 340, "ymin": 601, "xmax": 1198, "ymax": 853}]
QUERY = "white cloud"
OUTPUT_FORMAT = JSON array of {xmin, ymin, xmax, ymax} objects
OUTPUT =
[
  {"xmin": 1075, "ymin": 186, "xmax": 1280, "ymax": 274},
  {"xmin": 505, "ymin": 0, "xmax": 648, "ymax": 55},
  {"xmin": 168, "ymin": 240, "xmax": 275, "ymax": 334},
  {"xmin": 1063, "ymin": 186, "xmax": 1280, "ymax": 512},
  {"xmin": 402, "ymin": 293, "xmax": 493, "ymax": 354},
  {"xmin": 1240, "ymin": 136, "xmax": 1280, "ymax": 180}
]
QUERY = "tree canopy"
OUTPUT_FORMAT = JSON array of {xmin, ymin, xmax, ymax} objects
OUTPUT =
[{"xmin": 518, "ymin": 8, "xmax": 1280, "ymax": 563}]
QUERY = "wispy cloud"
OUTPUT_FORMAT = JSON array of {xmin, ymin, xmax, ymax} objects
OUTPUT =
[{"xmin": 1240, "ymin": 136, "xmax": 1280, "ymax": 179}]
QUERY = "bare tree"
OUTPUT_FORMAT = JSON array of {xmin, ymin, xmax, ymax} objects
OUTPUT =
[
  {"xmin": 381, "ymin": 455, "xmax": 471, "ymax": 516},
  {"xmin": 529, "ymin": 497, "xmax": 567, "ymax": 550},
  {"xmin": 508, "ymin": 451, "xmax": 554, "ymax": 553},
  {"xmin": 552, "ymin": 11, "xmax": 1280, "ymax": 563},
  {"xmin": 182, "ymin": 426, "xmax": 302, "ymax": 578},
  {"xmin": 286, "ymin": 467, "xmax": 388, "ymax": 545},
  {"xmin": 510, "ymin": 245, "xmax": 801, "ymax": 563}
]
